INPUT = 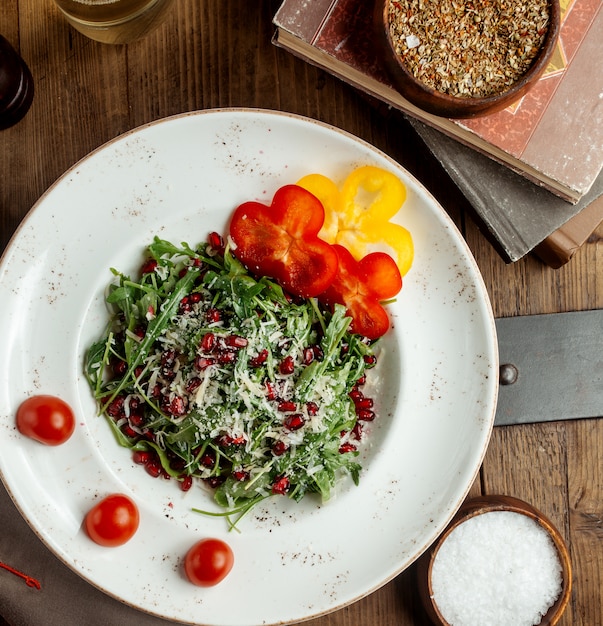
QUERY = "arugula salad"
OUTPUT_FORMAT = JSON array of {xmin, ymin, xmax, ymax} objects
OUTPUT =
[{"xmin": 85, "ymin": 235, "xmax": 380, "ymax": 526}]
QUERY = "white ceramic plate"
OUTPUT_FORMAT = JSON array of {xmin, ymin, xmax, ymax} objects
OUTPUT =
[{"xmin": 0, "ymin": 109, "xmax": 497, "ymax": 625}]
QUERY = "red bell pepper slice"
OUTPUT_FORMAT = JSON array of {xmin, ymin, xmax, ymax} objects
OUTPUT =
[
  {"xmin": 318, "ymin": 245, "xmax": 402, "ymax": 340},
  {"xmin": 229, "ymin": 185, "xmax": 339, "ymax": 298}
]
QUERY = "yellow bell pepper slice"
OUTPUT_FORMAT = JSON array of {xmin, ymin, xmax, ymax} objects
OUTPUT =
[
  {"xmin": 294, "ymin": 173, "xmax": 340, "ymax": 244},
  {"xmin": 297, "ymin": 166, "xmax": 414, "ymax": 276}
]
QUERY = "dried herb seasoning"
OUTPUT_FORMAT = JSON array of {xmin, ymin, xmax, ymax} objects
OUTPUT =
[{"xmin": 388, "ymin": 0, "xmax": 550, "ymax": 98}]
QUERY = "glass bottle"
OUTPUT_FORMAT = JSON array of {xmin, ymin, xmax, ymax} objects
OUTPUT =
[{"xmin": 0, "ymin": 35, "xmax": 34, "ymax": 131}]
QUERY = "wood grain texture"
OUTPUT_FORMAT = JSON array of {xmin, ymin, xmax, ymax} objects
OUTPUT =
[{"xmin": 1, "ymin": 1, "xmax": 601, "ymax": 624}]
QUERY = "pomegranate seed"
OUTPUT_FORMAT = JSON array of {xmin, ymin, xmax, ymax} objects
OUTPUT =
[
  {"xmin": 105, "ymin": 395, "xmax": 125, "ymax": 418},
  {"xmin": 363, "ymin": 354, "xmax": 377, "ymax": 367},
  {"xmin": 185, "ymin": 377, "xmax": 202, "ymax": 394},
  {"xmin": 232, "ymin": 469, "xmax": 250, "ymax": 481},
  {"xmin": 145, "ymin": 460, "xmax": 163, "ymax": 478},
  {"xmin": 169, "ymin": 457, "xmax": 186, "ymax": 472},
  {"xmin": 217, "ymin": 351, "xmax": 237, "ymax": 364},
  {"xmin": 161, "ymin": 367, "xmax": 176, "ymax": 381},
  {"xmin": 356, "ymin": 374, "xmax": 367, "ymax": 386},
  {"xmin": 121, "ymin": 424, "xmax": 137, "ymax": 438},
  {"xmin": 205, "ymin": 476, "xmax": 226, "ymax": 488},
  {"xmin": 272, "ymin": 475, "xmax": 290, "ymax": 495},
  {"xmin": 206, "ymin": 308, "xmax": 222, "ymax": 323},
  {"xmin": 128, "ymin": 396, "xmax": 141, "ymax": 411},
  {"xmin": 265, "ymin": 381, "xmax": 278, "ymax": 401},
  {"xmin": 339, "ymin": 442, "xmax": 357, "ymax": 454},
  {"xmin": 200, "ymin": 332, "xmax": 216, "ymax": 352},
  {"xmin": 190, "ymin": 292, "xmax": 202, "ymax": 304},
  {"xmin": 225, "ymin": 335, "xmax": 248, "ymax": 349},
  {"xmin": 179, "ymin": 296, "xmax": 191, "ymax": 313},
  {"xmin": 349, "ymin": 389, "xmax": 363, "ymax": 402},
  {"xmin": 132, "ymin": 450, "xmax": 151, "ymax": 465},
  {"xmin": 195, "ymin": 356, "xmax": 216, "ymax": 370},
  {"xmin": 133, "ymin": 325, "xmax": 146, "ymax": 339},
  {"xmin": 306, "ymin": 401, "xmax": 319, "ymax": 416},
  {"xmin": 161, "ymin": 349, "xmax": 176, "ymax": 367},
  {"xmin": 356, "ymin": 409, "xmax": 375, "ymax": 422},
  {"xmin": 356, "ymin": 397, "xmax": 374, "ymax": 410},
  {"xmin": 250, "ymin": 349, "xmax": 268, "ymax": 367},
  {"xmin": 279, "ymin": 355, "xmax": 295, "ymax": 375},
  {"xmin": 312, "ymin": 345, "xmax": 324, "ymax": 361},
  {"xmin": 302, "ymin": 347, "xmax": 315, "ymax": 365},
  {"xmin": 272, "ymin": 440, "xmax": 289, "ymax": 456},
  {"xmin": 352, "ymin": 422, "xmax": 364, "ymax": 440},
  {"xmin": 218, "ymin": 434, "xmax": 246, "ymax": 447},
  {"xmin": 140, "ymin": 259, "xmax": 158, "ymax": 275},
  {"xmin": 164, "ymin": 396, "xmax": 187, "ymax": 417},
  {"xmin": 278, "ymin": 400, "xmax": 297, "ymax": 412},
  {"xmin": 200, "ymin": 452, "xmax": 215, "ymax": 468},
  {"xmin": 283, "ymin": 413, "xmax": 305, "ymax": 431},
  {"xmin": 179, "ymin": 475, "xmax": 193, "ymax": 492},
  {"xmin": 111, "ymin": 358, "xmax": 127, "ymax": 376},
  {"xmin": 208, "ymin": 232, "xmax": 225, "ymax": 252},
  {"xmin": 129, "ymin": 413, "xmax": 145, "ymax": 427}
]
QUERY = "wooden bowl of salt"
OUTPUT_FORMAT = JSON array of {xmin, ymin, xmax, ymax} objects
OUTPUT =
[{"xmin": 417, "ymin": 495, "xmax": 572, "ymax": 626}]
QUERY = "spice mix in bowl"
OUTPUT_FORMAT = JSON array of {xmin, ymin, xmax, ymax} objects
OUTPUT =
[{"xmin": 374, "ymin": 0, "xmax": 561, "ymax": 118}]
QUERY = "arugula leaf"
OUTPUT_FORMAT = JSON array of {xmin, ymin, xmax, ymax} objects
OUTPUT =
[
  {"xmin": 99, "ymin": 266, "xmax": 200, "ymax": 409},
  {"xmin": 85, "ymin": 237, "xmax": 379, "ymax": 530}
]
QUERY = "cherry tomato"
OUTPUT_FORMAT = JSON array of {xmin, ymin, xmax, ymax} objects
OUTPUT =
[
  {"xmin": 85, "ymin": 494, "xmax": 140, "ymax": 547},
  {"xmin": 184, "ymin": 538, "xmax": 234, "ymax": 587},
  {"xmin": 16, "ymin": 395, "xmax": 75, "ymax": 446}
]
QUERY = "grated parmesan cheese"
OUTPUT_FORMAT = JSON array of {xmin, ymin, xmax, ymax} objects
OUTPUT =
[{"xmin": 86, "ymin": 237, "xmax": 379, "ymax": 518}]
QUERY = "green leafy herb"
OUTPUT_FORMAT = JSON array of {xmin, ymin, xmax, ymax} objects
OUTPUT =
[{"xmin": 85, "ymin": 236, "xmax": 378, "ymax": 529}]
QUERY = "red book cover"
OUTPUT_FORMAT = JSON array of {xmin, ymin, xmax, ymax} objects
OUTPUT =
[{"xmin": 274, "ymin": 0, "xmax": 603, "ymax": 203}]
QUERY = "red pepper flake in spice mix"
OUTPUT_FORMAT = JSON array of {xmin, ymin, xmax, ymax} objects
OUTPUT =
[{"xmin": 388, "ymin": 0, "xmax": 550, "ymax": 98}]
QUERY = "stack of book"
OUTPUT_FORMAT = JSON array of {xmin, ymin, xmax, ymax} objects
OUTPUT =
[{"xmin": 273, "ymin": 0, "xmax": 603, "ymax": 266}]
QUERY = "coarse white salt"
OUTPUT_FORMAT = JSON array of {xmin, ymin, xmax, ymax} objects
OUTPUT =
[
  {"xmin": 431, "ymin": 511, "xmax": 563, "ymax": 626},
  {"xmin": 405, "ymin": 34, "xmax": 420, "ymax": 49}
]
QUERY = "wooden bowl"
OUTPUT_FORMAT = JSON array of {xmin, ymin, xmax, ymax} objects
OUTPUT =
[
  {"xmin": 374, "ymin": 0, "xmax": 561, "ymax": 118},
  {"xmin": 417, "ymin": 495, "xmax": 572, "ymax": 626}
]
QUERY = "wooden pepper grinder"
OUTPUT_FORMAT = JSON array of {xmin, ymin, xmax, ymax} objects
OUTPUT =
[{"xmin": 0, "ymin": 35, "xmax": 34, "ymax": 130}]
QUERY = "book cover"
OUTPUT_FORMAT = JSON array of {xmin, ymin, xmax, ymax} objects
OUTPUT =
[
  {"xmin": 273, "ymin": 0, "xmax": 603, "ymax": 203},
  {"xmin": 534, "ymin": 196, "xmax": 603, "ymax": 268},
  {"xmin": 408, "ymin": 116, "xmax": 603, "ymax": 263}
]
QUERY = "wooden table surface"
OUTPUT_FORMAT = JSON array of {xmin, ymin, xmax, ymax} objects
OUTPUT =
[{"xmin": 1, "ymin": 1, "xmax": 602, "ymax": 625}]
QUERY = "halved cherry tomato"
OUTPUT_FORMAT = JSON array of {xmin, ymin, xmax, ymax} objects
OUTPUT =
[
  {"xmin": 184, "ymin": 538, "xmax": 234, "ymax": 587},
  {"xmin": 318, "ymin": 245, "xmax": 402, "ymax": 340},
  {"xmin": 16, "ymin": 395, "xmax": 75, "ymax": 446},
  {"xmin": 85, "ymin": 494, "xmax": 139, "ymax": 547},
  {"xmin": 229, "ymin": 184, "xmax": 338, "ymax": 298}
]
